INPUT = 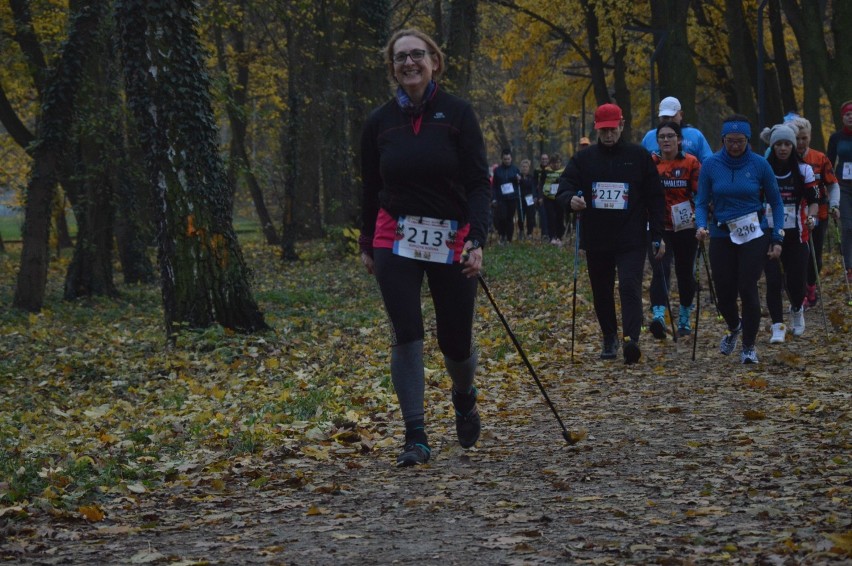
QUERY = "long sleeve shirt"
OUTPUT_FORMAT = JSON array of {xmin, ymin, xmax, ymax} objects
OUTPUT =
[
  {"xmin": 695, "ymin": 148, "xmax": 784, "ymax": 241},
  {"xmin": 555, "ymin": 139, "xmax": 665, "ymax": 253},
  {"xmin": 359, "ymin": 88, "xmax": 491, "ymax": 252}
]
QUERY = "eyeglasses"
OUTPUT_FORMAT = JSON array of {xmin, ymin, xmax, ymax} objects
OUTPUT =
[
  {"xmin": 657, "ymin": 134, "xmax": 678, "ymax": 140},
  {"xmin": 392, "ymin": 49, "xmax": 431, "ymax": 64},
  {"xmin": 723, "ymin": 137, "xmax": 748, "ymax": 146}
]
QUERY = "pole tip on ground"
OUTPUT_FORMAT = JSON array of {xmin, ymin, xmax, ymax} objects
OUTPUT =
[{"xmin": 563, "ymin": 428, "xmax": 588, "ymax": 445}]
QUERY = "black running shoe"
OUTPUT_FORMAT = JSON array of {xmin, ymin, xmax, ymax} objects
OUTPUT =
[
  {"xmin": 649, "ymin": 317, "xmax": 666, "ymax": 340},
  {"xmin": 600, "ymin": 335, "xmax": 619, "ymax": 360},
  {"xmin": 396, "ymin": 442, "xmax": 431, "ymax": 467},
  {"xmin": 623, "ymin": 337, "xmax": 641, "ymax": 364},
  {"xmin": 452, "ymin": 388, "xmax": 481, "ymax": 448}
]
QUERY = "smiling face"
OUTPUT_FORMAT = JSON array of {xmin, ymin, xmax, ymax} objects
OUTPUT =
[{"xmin": 392, "ymin": 35, "xmax": 438, "ymax": 103}]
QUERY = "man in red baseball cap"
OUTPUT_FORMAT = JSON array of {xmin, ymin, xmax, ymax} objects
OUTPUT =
[{"xmin": 556, "ymin": 103, "xmax": 666, "ymax": 364}]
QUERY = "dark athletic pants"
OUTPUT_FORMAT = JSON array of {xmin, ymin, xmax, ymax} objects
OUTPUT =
[
  {"xmin": 586, "ymin": 246, "xmax": 646, "ymax": 342},
  {"xmin": 373, "ymin": 248, "xmax": 476, "ymax": 361},
  {"xmin": 496, "ymin": 200, "xmax": 517, "ymax": 242},
  {"xmin": 709, "ymin": 233, "xmax": 768, "ymax": 349},
  {"xmin": 544, "ymin": 198, "xmax": 565, "ymax": 240},
  {"xmin": 765, "ymin": 230, "xmax": 809, "ymax": 323},
  {"xmin": 517, "ymin": 200, "xmax": 536, "ymax": 235},
  {"xmin": 648, "ymin": 229, "xmax": 698, "ymax": 307}
]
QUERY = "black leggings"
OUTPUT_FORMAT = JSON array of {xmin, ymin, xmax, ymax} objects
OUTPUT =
[
  {"xmin": 807, "ymin": 218, "xmax": 826, "ymax": 286},
  {"xmin": 373, "ymin": 248, "xmax": 477, "ymax": 361},
  {"xmin": 709, "ymin": 234, "xmax": 768, "ymax": 348},
  {"xmin": 544, "ymin": 199, "xmax": 565, "ymax": 239},
  {"xmin": 496, "ymin": 200, "xmax": 516, "ymax": 241},
  {"xmin": 648, "ymin": 229, "xmax": 698, "ymax": 307},
  {"xmin": 586, "ymin": 246, "xmax": 646, "ymax": 342},
  {"xmin": 765, "ymin": 230, "xmax": 809, "ymax": 322},
  {"xmin": 517, "ymin": 201, "xmax": 536, "ymax": 235}
]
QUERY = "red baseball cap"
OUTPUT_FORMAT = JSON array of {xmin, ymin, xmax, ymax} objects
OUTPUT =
[{"xmin": 594, "ymin": 103, "xmax": 623, "ymax": 129}]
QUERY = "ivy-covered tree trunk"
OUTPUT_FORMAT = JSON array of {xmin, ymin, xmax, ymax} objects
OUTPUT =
[
  {"xmin": 64, "ymin": 1, "xmax": 120, "ymax": 300},
  {"xmin": 117, "ymin": 0, "xmax": 268, "ymax": 335},
  {"xmin": 13, "ymin": 3, "xmax": 101, "ymax": 312}
]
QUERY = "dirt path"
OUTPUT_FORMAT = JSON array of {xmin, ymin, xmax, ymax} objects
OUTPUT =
[{"xmin": 5, "ymin": 325, "xmax": 850, "ymax": 565}]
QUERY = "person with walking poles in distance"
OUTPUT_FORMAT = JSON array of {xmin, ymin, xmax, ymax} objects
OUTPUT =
[
  {"xmin": 491, "ymin": 148, "xmax": 521, "ymax": 245},
  {"xmin": 543, "ymin": 153, "xmax": 566, "ymax": 246},
  {"xmin": 648, "ymin": 121, "xmax": 701, "ymax": 340},
  {"xmin": 556, "ymin": 103, "xmax": 667, "ymax": 364},
  {"xmin": 762, "ymin": 123, "xmax": 820, "ymax": 344},
  {"xmin": 642, "ymin": 97, "xmax": 714, "ymax": 163},
  {"xmin": 517, "ymin": 158, "xmax": 537, "ymax": 240},
  {"xmin": 789, "ymin": 117, "xmax": 839, "ymax": 309},
  {"xmin": 534, "ymin": 153, "xmax": 551, "ymax": 241},
  {"xmin": 827, "ymin": 100, "xmax": 852, "ymax": 285},
  {"xmin": 695, "ymin": 115, "xmax": 785, "ymax": 365},
  {"xmin": 358, "ymin": 28, "xmax": 490, "ymax": 467}
]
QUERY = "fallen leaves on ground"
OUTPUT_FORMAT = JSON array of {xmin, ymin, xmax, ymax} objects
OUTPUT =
[{"xmin": 0, "ymin": 237, "xmax": 850, "ymax": 564}]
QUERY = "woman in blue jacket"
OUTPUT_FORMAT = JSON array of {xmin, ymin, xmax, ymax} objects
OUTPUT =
[{"xmin": 695, "ymin": 115, "xmax": 785, "ymax": 364}]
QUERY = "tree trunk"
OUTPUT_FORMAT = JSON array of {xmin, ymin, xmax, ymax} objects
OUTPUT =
[
  {"xmin": 213, "ymin": 7, "xmax": 280, "ymax": 246},
  {"xmin": 827, "ymin": 1, "xmax": 852, "ymax": 128},
  {"xmin": 347, "ymin": 0, "xmax": 390, "ymax": 230},
  {"xmin": 444, "ymin": 0, "xmax": 479, "ymax": 99},
  {"xmin": 64, "ymin": 2, "xmax": 120, "ymax": 300},
  {"xmin": 724, "ymin": 0, "xmax": 758, "ymax": 122},
  {"xmin": 114, "ymin": 165, "xmax": 156, "ymax": 284},
  {"xmin": 651, "ymin": 0, "xmax": 697, "ymax": 122},
  {"xmin": 612, "ymin": 45, "xmax": 633, "ymax": 142},
  {"xmin": 53, "ymin": 191, "xmax": 75, "ymax": 250},
  {"xmin": 580, "ymin": 0, "xmax": 611, "ymax": 106},
  {"xmin": 780, "ymin": 0, "xmax": 852, "ymax": 131},
  {"xmin": 117, "ymin": 0, "xmax": 268, "ymax": 335},
  {"xmin": 769, "ymin": 0, "xmax": 796, "ymax": 116},
  {"xmin": 280, "ymin": 18, "xmax": 301, "ymax": 262},
  {"xmin": 13, "ymin": 2, "xmax": 102, "ymax": 312}
]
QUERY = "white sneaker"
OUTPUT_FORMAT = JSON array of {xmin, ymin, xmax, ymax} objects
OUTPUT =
[
  {"xmin": 791, "ymin": 307, "xmax": 805, "ymax": 336},
  {"xmin": 769, "ymin": 322, "xmax": 786, "ymax": 344}
]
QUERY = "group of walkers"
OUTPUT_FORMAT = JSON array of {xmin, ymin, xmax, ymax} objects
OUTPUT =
[
  {"xmin": 358, "ymin": 28, "xmax": 849, "ymax": 467},
  {"xmin": 491, "ymin": 147, "xmax": 581, "ymax": 246}
]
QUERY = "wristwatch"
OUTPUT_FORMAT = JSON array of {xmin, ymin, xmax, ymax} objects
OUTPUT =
[{"xmin": 467, "ymin": 239, "xmax": 482, "ymax": 251}]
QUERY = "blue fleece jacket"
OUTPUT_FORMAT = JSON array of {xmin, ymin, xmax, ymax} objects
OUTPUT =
[{"xmin": 695, "ymin": 147, "xmax": 784, "ymax": 241}]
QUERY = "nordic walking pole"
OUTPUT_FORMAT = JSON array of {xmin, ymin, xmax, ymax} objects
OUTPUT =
[
  {"xmin": 692, "ymin": 242, "xmax": 704, "ymax": 361},
  {"xmin": 465, "ymin": 251, "xmax": 581, "ymax": 444},
  {"xmin": 808, "ymin": 234, "xmax": 830, "ymax": 338},
  {"xmin": 571, "ymin": 192, "xmax": 583, "ymax": 363},
  {"xmin": 652, "ymin": 240, "xmax": 678, "ymax": 342}
]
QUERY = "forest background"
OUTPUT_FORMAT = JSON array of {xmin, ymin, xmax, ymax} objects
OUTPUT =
[
  {"xmin": 1, "ymin": 0, "xmax": 851, "ymax": 270},
  {"xmin": 1, "ymin": 1, "xmax": 851, "ymax": 563}
]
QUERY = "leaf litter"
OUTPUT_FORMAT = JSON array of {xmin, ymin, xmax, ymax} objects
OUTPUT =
[{"xmin": 0, "ymin": 238, "xmax": 850, "ymax": 563}]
